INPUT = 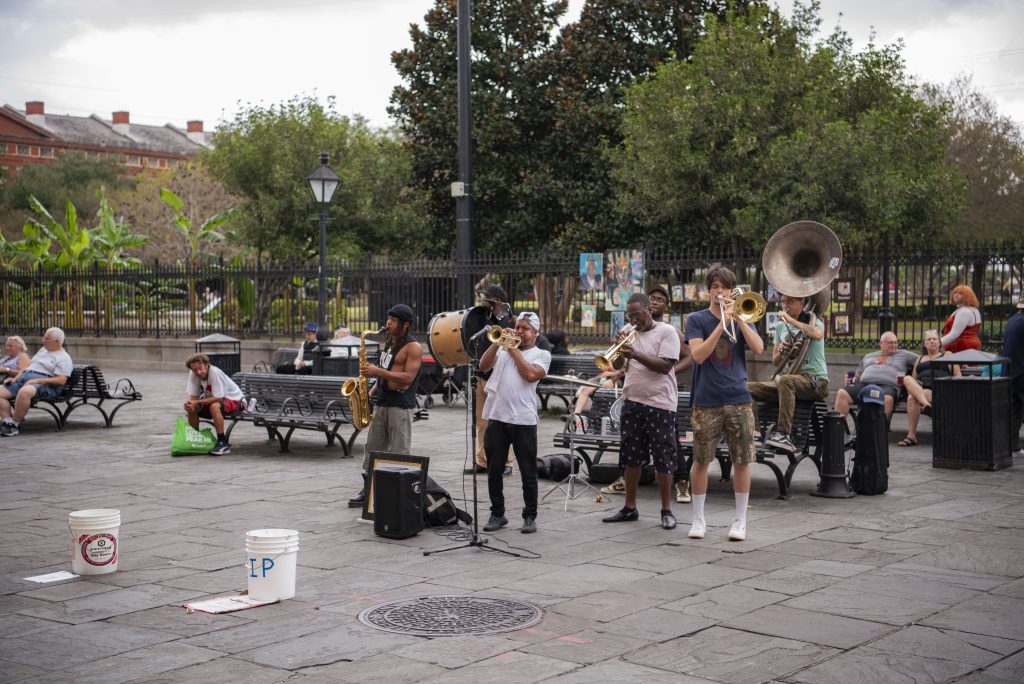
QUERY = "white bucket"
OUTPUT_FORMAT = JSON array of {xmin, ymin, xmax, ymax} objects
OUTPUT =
[
  {"xmin": 245, "ymin": 529, "xmax": 299, "ymax": 601},
  {"xmin": 69, "ymin": 509, "xmax": 121, "ymax": 575}
]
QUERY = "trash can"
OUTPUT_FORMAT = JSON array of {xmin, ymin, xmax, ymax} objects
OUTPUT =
[
  {"xmin": 933, "ymin": 376, "xmax": 1013, "ymax": 470},
  {"xmin": 313, "ymin": 335, "xmax": 379, "ymax": 376},
  {"xmin": 195, "ymin": 334, "xmax": 241, "ymax": 377}
]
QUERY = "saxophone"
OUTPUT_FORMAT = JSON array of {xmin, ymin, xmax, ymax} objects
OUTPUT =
[{"xmin": 340, "ymin": 328, "xmax": 381, "ymax": 429}]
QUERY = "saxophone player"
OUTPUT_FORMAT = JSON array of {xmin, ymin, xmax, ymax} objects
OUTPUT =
[
  {"xmin": 348, "ymin": 304, "xmax": 423, "ymax": 508},
  {"xmin": 747, "ymin": 295, "xmax": 829, "ymax": 454}
]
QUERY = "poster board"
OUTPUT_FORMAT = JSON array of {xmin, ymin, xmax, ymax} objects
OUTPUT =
[{"xmin": 362, "ymin": 452, "xmax": 430, "ymax": 522}]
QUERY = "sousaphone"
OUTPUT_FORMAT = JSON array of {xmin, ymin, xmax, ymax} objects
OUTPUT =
[{"xmin": 762, "ymin": 221, "xmax": 842, "ymax": 379}]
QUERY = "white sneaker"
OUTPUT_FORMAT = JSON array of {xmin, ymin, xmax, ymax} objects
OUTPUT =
[
  {"xmin": 675, "ymin": 480, "xmax": 691, "ymax": 503},
  {"xmin": 687, "ymin": 517, "xmax": 706, "ymax": 539},
  {"xmin": 728, "ymin": 518, "xmax": 746, "ymax": 541}
]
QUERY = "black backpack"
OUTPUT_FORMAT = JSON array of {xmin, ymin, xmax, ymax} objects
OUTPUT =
[
  {"xmin": 850, "ymin": 403, "xmax": 889, "ymax": 495},
  {"xmin": 423, "ymin": 476, "xmax": 473, "ymax": 527}
]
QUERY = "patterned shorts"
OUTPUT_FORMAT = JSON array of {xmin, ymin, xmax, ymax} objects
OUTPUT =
[
  {"xmin": 692, "ymin": 403, "xmax": 757, "ymax": 465},
  {"xmin": 619, "ymin": 400, "xmax": 677, "ymax": 474}
]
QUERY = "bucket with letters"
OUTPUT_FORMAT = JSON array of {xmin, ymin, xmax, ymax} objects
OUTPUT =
[
  {"xmin": 245, "ymin": 528, "xmax": 299, "ymax": 601},
  {"xmin": 69, "ymin": 509, "xmax": 121, "ymax": 575}
]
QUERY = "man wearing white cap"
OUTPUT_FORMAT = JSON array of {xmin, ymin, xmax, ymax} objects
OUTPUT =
[{"xmin": 478, "ymin": 311, "xmax": 551, "ymax": 534}]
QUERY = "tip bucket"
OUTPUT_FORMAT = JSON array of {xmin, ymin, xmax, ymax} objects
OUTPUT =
[
  {"xmin": 245, "ymin": 528, "xmax": 299, "ymax": 601},
  {"xmin": 69, "ymin": 509, "xmax": 121, "ymax": 575}
]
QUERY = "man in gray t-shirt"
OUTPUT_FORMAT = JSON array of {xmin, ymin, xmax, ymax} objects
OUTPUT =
[{"xmin": 834, "ymin": 332, "xmax": 918, "ymax": 420}]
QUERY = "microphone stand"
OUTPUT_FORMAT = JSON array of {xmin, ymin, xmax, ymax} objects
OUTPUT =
[{"xmin": 424, "ymin": 352, "xmax": 521, "ymax": 558}]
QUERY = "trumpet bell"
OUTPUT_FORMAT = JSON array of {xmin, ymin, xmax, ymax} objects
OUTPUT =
[
  {"xmin": 762, "ymin": 221, "xmax": 843, "ymax": 298},
  {"xmin": 485, "ymin": 325, "xmax": 503, "ymax": 344},
  {"xmin": 595, "ymin": 329, "xmax": 637, "ymax": 370}
]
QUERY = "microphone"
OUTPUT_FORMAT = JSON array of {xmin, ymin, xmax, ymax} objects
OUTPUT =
[{"xmin": 469, "ymin": 326, "xmax": 491, "ymax": 342}]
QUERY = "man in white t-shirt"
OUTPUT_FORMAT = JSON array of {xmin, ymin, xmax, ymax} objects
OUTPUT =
[
  {"xmin": 601, "ymin": 294, "xmax": 681, "ymax": 529},
  {"xmin": 0, "ymin": 327, "xmax": 74, "ymax": 437},
  {"xmin": 478, "ymin": 311, "xmax": 552, "ymax": 534},
  {"xmin": 184, "ymin": 353, "xmax": 245, "ymax": 456}
]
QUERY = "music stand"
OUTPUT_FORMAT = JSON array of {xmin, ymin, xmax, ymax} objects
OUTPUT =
[
  {"xmin": 424, "ymin": 323, "xmax": 521, "ymax": 558},
  {"xmin": 541, "ymin": 413, "xmax": 595, "ymax": 510}
]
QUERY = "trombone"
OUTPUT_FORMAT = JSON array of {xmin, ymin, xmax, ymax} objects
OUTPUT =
[{"xmin": 718, "ymin": 288, "xmax": 767, "ymax": 343}]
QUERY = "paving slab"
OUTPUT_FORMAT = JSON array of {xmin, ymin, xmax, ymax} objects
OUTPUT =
[{"xmin": 0, "ymin": 366, "xmax": 1022, "ymax": 682}]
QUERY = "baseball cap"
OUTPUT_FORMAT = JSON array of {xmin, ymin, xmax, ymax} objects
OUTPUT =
[
  {"xmin": 481, "ymin": 284, "xmax": 508, "ymax": 302},
  {"xmin": 516, "ymin": 311, "xmax": 540, "ymax": 331},
  {"xmin": 859, "ymin": 384, "xmax": 886, "ymax": 406},
  {"xmin": 647, "ymin": 284, "xmax": 670, "ymax": 301},
  {"xmin": 303, "ymin": 322, "xmax": 318, "ymax": 333},
  {"xmin": 387, "ymin": 304, "xmax": 415, "ymax": 323}
]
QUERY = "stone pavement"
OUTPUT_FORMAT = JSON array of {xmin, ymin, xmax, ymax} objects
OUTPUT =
[{"xmin": 1, "ymin": 367, "xmax": 1022, "ymax": 683}]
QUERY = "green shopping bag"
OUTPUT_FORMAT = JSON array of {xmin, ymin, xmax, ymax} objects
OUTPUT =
[{"xmin": 171, "ymin": 417, "xmax": 217, "ymax": 456}]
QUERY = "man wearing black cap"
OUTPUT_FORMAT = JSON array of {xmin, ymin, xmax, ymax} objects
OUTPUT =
[
  {"xmin": 466, "ymin": 284, "xmax": 516, "ymax": 475},
  {"xmin": 348, "ymin": 304, "xmax": 423, "ymax": 507},
  {"xmin": 278, "ymin": 322, "xmax": 319, "ymax": 375}
]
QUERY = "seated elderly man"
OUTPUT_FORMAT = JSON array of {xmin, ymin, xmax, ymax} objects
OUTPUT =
[
  {"xmin": 834, "ymin": 331, "xmax": 917, "ymax": 421},
  {"xmin": 0, "ymin": 328, "xmax": 73, "ymax": 437}
]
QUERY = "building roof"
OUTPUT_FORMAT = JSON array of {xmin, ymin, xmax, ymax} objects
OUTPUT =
[{"xmin": 1, "ymin": 103, "xmax": 209, "ymax": 155}]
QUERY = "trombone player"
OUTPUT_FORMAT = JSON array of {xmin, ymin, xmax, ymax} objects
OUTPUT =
[{"xmin": 747, "ymin": 295, "xmax": 829, "ymax": 454}]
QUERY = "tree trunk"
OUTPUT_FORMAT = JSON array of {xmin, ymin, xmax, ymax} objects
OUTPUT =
[{"xmin": 532, "ymin": 273, "xmax": 577, "ymax": 334}]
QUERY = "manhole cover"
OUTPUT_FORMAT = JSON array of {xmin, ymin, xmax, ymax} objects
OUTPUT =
[{"xmin": 358, "ymin": 595, "xmax": 542, "ymax": 636}]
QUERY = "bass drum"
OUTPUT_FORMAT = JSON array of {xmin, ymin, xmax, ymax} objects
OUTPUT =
[{"xmin": 427, "ymin": 307, "xmax": 490, "ymax": 368}]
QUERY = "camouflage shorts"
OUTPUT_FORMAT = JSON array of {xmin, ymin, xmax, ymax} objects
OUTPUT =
[{"xmin": 692, "ymin": 404, "xmax": 757, "ymax": 465}]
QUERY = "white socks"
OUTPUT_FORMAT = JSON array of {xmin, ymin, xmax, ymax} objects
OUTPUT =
[
  {"xmin": 691, "ymin": 494, "xmax": 706, "ymax": 521},
  {"xmin": 735, "ymin": 492, "xmax": 749, "ymax": 522}
]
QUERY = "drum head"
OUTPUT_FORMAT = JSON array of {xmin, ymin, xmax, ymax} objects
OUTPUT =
[
  {"xmin": 462, "ymin": 306, "xmax": 491, "ymax": 360},
  {"xmin": 609, "ymin": 397, "xmax": 624, "ymax": 428}
]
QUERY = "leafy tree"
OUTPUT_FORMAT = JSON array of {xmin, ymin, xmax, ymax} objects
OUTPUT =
[
  {"xmin": 204, "ymin": 95, "xmax": 423, "ymax": 263},
  {"xmin": 92, "ymin": 187, "xmax": 150, "ymax": 269},
  {"xmin": 2, "ymin": 151, "xmax": 132, "ymax": 225},
  {"xmin": 390, "ymin": 0, "xmax": 569, "ymax": 254},
  {"xmin": 920, "ymin": 75, "xmax": 1024, "ymax": 242},
  {"xmin": 108, "ymin": 162, "xmax": 239, "ymax": 263},
  {"xmin": 609, "ymin": 2, "xmax": 965, "ymax": 250}
]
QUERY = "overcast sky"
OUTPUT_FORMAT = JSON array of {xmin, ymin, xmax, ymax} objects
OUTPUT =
[{"xmin": 1, "ymin": 0, "xmax": 1021, "ymax": 132}]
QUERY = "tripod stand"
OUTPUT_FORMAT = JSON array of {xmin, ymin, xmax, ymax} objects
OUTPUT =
[
  {"xmin": 541, "ymin": 412, "xmax": 595, "ymax": 510},
  {"xmin": 424, "ymin": 361, "xmax": 521, "ymax": 558}
]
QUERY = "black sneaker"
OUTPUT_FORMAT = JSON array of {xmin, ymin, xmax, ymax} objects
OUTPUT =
[
  {"xmin": 482, "ymin": 515, "xmax": 508, "ymax": 532},
  {"xmin": 602, "ymin": 507, "xmax": 639, "ymax": 523},
  {"xmin": 520, "ymin": 517, "xmax": 536, "ymax": 534},
  {"xmin": 661, "ymin": 510, "xmax": 677, "ymax": 530},
  {"xmin": 766, "ymin": 431, "xmax": 797, "ymax": 454},
  {"xmin": 208, "ymin": 440, "xmax": 230, "ymax": 456},
  {"xmin": 1, "ymin": 422, "xmax": 18, "ymax": 437}
]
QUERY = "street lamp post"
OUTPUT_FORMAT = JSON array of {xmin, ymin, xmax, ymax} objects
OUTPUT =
[{"xmin": 307, "ymin": 152, "xmax": 340, "ymax": 333}]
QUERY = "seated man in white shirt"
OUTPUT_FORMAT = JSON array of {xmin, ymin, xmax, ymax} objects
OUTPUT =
[
  {"xmin": 0, "ymin": 327, "xmax": 74, "ymax": 437},
  {"xmin": 184, "ymin": 353, "xmax": 245, "ymax": 456}
]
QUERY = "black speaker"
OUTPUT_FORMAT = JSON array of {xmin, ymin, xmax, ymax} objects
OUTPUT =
[{"xmin": 373, "ymin": 466, "xmax": 424, "ymax": 539}]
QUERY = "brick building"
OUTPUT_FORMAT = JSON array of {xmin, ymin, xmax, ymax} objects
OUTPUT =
[{"xmin": 0, "ymin": 101, "xmax": 209, "ymax": 182}]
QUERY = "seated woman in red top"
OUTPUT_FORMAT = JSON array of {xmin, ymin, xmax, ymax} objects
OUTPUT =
[{"xmin": 941, "ymin": 285, "xmax": 982, "ymax": 353}]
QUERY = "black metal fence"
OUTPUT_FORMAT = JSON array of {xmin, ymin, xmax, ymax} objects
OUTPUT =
[{"xmin": 2, "ymin": 242, "xmax": 1021, "ymax": 351}]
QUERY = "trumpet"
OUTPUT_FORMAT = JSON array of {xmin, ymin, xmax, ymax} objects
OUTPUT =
[
  {"xmin": 718, "ymin": 288, "xmax": 766, "ymax": 342},
  {"xmin": 595, "ymin": 329, "xmax": 637, "ymax": 370},
  {"xmin": 486, "ymin": 325, "xmax": 521, "ymax": 351}
]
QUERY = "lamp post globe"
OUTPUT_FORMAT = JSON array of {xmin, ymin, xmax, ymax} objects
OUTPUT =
[{"xmin": 306, "ymin": 152, "xmax": 340, "ymax": 334}]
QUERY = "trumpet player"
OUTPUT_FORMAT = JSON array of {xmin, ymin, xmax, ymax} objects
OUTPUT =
[
  {"xmin": 601, "ymin": 293, "xmax": 681, "ymax": 530},
  {"xmin": 348, "ymin": 304, "xmax": 423, "ymax": 508},
  {"xmin": 685, "ymin": 264, "xmax": 765, "ymax": 542},
  {"xmin": 747, "ymin": 295, "xmax": 828, "ymax": 454},
  {"xmin": 466, "ymin": 285, "xmax": 516, "ymax": 475},
  {"xmin": 479, "ymin": 312, "xmax": 551, "ymax": 534}
]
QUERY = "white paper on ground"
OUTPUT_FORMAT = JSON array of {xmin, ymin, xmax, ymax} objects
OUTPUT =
[
  {"xmin": 183, "ymin": 593, "xmax": 278, "ymax": 614},
  {"xmin": 24, "ymin": 571, "xmax": 78, "ymax": 583}
]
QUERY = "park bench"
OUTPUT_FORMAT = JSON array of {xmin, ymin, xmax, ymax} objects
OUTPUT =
[
  {"xmin": 251, "ymin": 348, "xmax": 299, "ymax": 373},
  {"xmin": 225, "ymin": 373, "xmax": 428, "ymax": 455},
  {"xmin": 29, "ymin": 364, "xmax": 142, "ymax": 431},
  {"xmin": 537, "ymin": 353, "xmax": 602, "ymax": 411},
  {"xmin": 552, "ymin": 388, "xmax": 827, "ymax": 498}
]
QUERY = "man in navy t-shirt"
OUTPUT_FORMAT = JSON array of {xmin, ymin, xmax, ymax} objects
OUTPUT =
[{"xmin": 684, "ymin": 264, "xmax": 765, "ymax": 542}]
